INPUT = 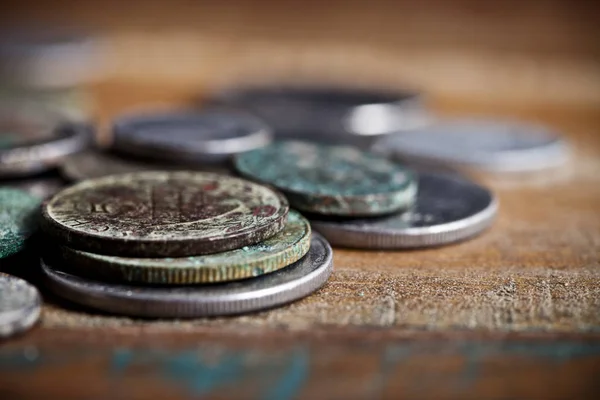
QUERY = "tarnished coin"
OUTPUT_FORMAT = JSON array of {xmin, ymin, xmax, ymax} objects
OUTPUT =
[
  {"xmin": 311, "ymin": 173, "xmax": 497, "ymax": 249},
  {"xmin": 60, "ymin": 150, "xmax": 231, "ymax": 182},
  {"xmin": 372, "ymin": 118, "xmax": 570, "ymax": 172},
  {"xmin": 209, "ymin": 85, "xmax": 428, "ymax": 146},
  {"xmin": 41, "ymin": 171, "xmax": 289, "ymax": 257},
  {"xmin": 41, "ymin": 233, "xmax": 332, "ymax": 317},
  {"xmin": 112, "ymin": 108, "xmax": 272, "ymax": 163},
  {"xmin": 235, "ymin": 141, "xmax": 417, "ymax": 216},
  {"xmin": 57, "ymin": 210, "xmax": 311, "ymax": 284},
  {"xmin": 0, "ymin": 104, "xmax": 93, "ymax": 177},
  {"xmin": 0, "ymin": 273, "xmax": 41, "ymax": 338},
  {"xmin": 0, "ymin": 189, "xmax": 40, "ymax": 259}
]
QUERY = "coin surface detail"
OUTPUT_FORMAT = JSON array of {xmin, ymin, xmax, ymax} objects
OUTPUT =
[
  {"xmin": 41, "ymin": 171, "xmax": 289, "ymax": 257},
  {"xmin": 311, "ymin": 173, "xmax": 497, "ymax": 249},
  {"xmin": 0, "ymin": 273, "xmax": 41, "ymax": 338},
  {"xmin": 0, "ymin": 188, "xmax": 41, "ymax": 259},
  {"xmin": 41, "ymin": 233, "xmax": 333, "ymax": 317},
  {"xmin": 58, "ymin": 210, "xmax": 311, "ymax": 284},
  {"xmin": 235, "ymin": 140, "xmax": 417, "ymax": 216}
]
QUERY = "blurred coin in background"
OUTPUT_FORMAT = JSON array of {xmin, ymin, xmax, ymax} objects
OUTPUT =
[
  {"xmin": 208, "ymin": 85, "xmax": 429, "ymax": 147},
  {"xmin": 112, "ymin": 108, "xmax": 272, "ymax": 164},
  {"xmin": 0, "ymin": 273, "xmax": 41, "ymax": 338},
  {"xmin": 372, "ymin": 118, "xmax": 570, "ymax": 173}
]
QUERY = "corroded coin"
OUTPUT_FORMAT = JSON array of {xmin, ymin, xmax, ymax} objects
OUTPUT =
[
  {"xmin": 112, "ymin": 108, "xmax": 272, "ymax": 163},
  {"xmin": 58, "ymin": 210, "xmax": 311, "ymax": 284},
  {"xmin": 372, "ymin": 118, "xmax": 570, "ymax": 172},
  {"xmin": 41, "ymin": 233, "xmax": 332, "ymax": 317},
  {"xmin": 311, "ymin": 173, "xmax": 497, "ymax": 249},
  {"xmin": 41, "ymin": 171, "xmax": 289, "ymax": 257},
  {"xmin": 234, "ymin": 140, "xmax": 417, "ymax": 216},
  {"xmin": 60, "ymin": 150, "xmax": 230, "ymax": 182},
  {"xmin": 0, "ymin": 104, "xmax": 93, "ymax": 178},
  {"xmin": 0, "ymin": 273, "xmax": 41, "ymax": 338},
  {"xmin": 0, "ymin": 189, "xmax": 41, "ymax": 259}
]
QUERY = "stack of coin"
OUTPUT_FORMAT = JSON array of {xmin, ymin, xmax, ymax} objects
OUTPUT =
[
  {"xmin": 234, "ymin": 140, "xmax": 498, "ymax": 249},
  {"xmin": 39, "ymin": 171, "xmax": 333, "ymax": 317},
  {"xmin": 60, "ymin": 108, "xmax": 273, "ymax": 182},
  {"xmin": 207, "ymin": 85, "xmax": 429, "ymax": 148}
]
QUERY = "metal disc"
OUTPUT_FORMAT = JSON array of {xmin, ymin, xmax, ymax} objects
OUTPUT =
[
  {"xmin": 0, "ymin": 273, "xmax": 41, "ymax": 338},
  {"xmin": 41, "ymin": 171, "xmax": 289, "ymax": 257},
  {"xmin": 235, "ymin": 140, "xmax": 417, "ymax": 216},
  {"xmin": 60, "ymin": 150, "xmax": 231, "ymax": 182},
  {"xmin": 57, "ymin": 210, "xmax": 311, "ymax": 284},
  {"xmin": 310, "ymin": 173, "xmax": 497, "ymax": 249},
  {"xmin": 372, "ymin": 118, "xmax": 570, "ymax": 172},
  {"xmin": 112, "ymin": 108, "xmax": 272, "ymax": 163},
  {"xmin": 40, "ymin": 233, "xmax": 332, "ymax": 317},
  {"xmin": 209, "ymin": 85, "xmax": 428, "ymax": 146},
  {"xmin": 0, "ymin": 189, "xmax": 41, "ymax": 259},
  {"xmin": 0, "ymin": 104, "xmax": 93, "ymax": 178}
]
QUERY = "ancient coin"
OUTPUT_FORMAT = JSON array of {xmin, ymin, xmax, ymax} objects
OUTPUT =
[
  {"xmin": 41, "ymin": 171, "xmax": 289, "ymax": 257},
  {"xmin": 0, "ymin": 189, "xmax": 41, "ymax": 259},
  {"xmin": 112, "ymin": 108, "xmax": 272, "ymax": 163},
  {"xmin": 0, "ymin": 273, "xmax": 41, "ymax": 338},
  {"xmin": 310, "ymin": 173, "xmax": 497, "ymax": 249},
  {"xmin": 234, "ymin": 140, "xmax": 417, "ymax": 216},
  {"xmin": 209, "ymin": 85, "xmax": 428, "ymax": 147},
  {"xmin": 372, "ymin": 118, "xmax": 570, "ymax": 172},
  {"xmin": 0, "ymin": 104, "xmax": 93, "ymax": 178},
  {"xmin": 58, "ymin": 210, "xmax": 311, "ymax": 284},
  {"xmin": 41, "ymin": 233, "xmax": 332, "ymax": 317},
  {"xmin": 60, "ymin": 150, "xmax": 231, "ymax": 182}
]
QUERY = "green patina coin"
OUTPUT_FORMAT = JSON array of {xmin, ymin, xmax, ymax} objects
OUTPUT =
[
  {"xmin": 0, "ymin": 189, "xmax": 41, "ymax": 259},
  {"xmin": 234, "ymin": 140, "xmax": 417, "ymax": 216},
  {"xmin": 41, "ymin": 171, "xmax": 289, "ymax": 257},
  {"xmin": 57, "ymin": 210, "xmax": 311, "ymax": 284}
]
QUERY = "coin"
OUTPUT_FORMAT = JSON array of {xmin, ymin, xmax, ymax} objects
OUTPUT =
[
  {"xmin": 57, "ymin": 210, "xmax": 311, "ymax": 284},
  {"xmin": 0, "ymin": 189, "xmax": 41, "ymax": 259},
  {"xmin": 0, "ymin": 104, "xmax": 93, "ymax": 178},
  {"xmin": 0, "ymin": 273, "xmax": 41, "ymax": 338},
  {"xmin": 234, "ymin": 140, "xmax": 417, "ymax": 216},
  {"xmin": 372, "ymin": 118, "xmax": 570, "ymax": 172},
  {"xmin": 60, "ymin": 150, "xmax": 231, "ymax": 182},
  {"xmin": 41, "ymin": 171, "xmax": 289, "ymax": 257},
  {"xmin": 310, "ymin": 173, "xmax": 497, "ymax": 249},
  {"xmin": 209, "ymin": 85, "xmax": 428, "ymax": 146},
  {"xmin": 112, "ymin": 108, "xmax": 272, "ymax": 163},
  {"xmin": 41, "ymin": 233, "xmax": 332, "ymax": 317}
]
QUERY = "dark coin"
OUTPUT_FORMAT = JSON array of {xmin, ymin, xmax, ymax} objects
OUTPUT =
[
  {"xmin": 209, "ymin": 85, "xmax": 428, "ymax": 146},
  {"xmin": 41, "ymin": 171, "xmax": 289, "ymax": 257},
  {"xmin": 41, "ymin": 233, "xmax": 333, "ymax": 317},
  {"xmin": 112, "ymin": 108, "xmax": 272, "ymax": 163},
  {"xmin": 57, "ymin": 210, "xmax": 311, "ymax": 284},
  {"xmin": 235, "ymin": 140, "xmax": 417, "ymax": 216},
  {"xmin": 0, "ymin": 188, "xmax": 41, "ymax": 259},
  {"xmin": 0, "ymin": 273, "xmax": 41, "ymax": 338},
  {"xmin": 310, "ymin": 173, "xmax": 497, "ymax": 249},
  {"xmin": 60, "ymin": 150, "xmax": 231, "ymax": 182},
  {"xmin": 0, "ymin": 104, "xmax": 93, "ymax": 178}
]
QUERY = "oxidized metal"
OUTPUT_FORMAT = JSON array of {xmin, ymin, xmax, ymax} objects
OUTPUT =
[{"xmin": 0, "ymin": 188, "xmax": 41, "ymax": 259}]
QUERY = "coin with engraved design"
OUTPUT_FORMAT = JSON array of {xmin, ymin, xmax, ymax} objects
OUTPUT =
[{"xmin": 41, "ymin": 171, "xmax": 289, "ymax": 257}]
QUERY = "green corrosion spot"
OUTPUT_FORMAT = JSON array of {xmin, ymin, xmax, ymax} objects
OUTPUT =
[{"xmin": 0, "ymin": 189, "xmax": 41, "ymax": 259}]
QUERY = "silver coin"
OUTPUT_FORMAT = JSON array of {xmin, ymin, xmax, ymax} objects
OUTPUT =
[
  {"xmin": 310, "ymin": 173, "xmax": 497, "ymax": 249},
  {"xmin": 40, "ymin": 233, "xmax": 333, "ymax": 317},
  {"xmin": 112, "ymin": 108, "xmax": 272, "ymax": 163},
  {"xmin": 0, "ymin": 273, "xmax": 41, "ymax": 338},
  {"xmin": 0, "ymin": 104, "xmax": 93, "ymax": 178},
  {"xmin": 60, "ymin": 150, "xmax": 231, "ymax": 182},
  {"xmin": 209, "ymin": 85, "xmax": 428, "ymax": 146},
  {"xmin": 372, "ymin": 118, "xmax": 570, "ymax": 172}
]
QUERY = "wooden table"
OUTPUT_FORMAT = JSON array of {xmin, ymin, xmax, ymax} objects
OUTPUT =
[{"xmin": 0, "ymin": 81, "xmax": 599, "ymax": 399}]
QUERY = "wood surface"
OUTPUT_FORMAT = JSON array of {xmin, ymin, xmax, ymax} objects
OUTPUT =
[{"xmin": 1, "ymin": 1, "xmax": 600, "ymax": 398}]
